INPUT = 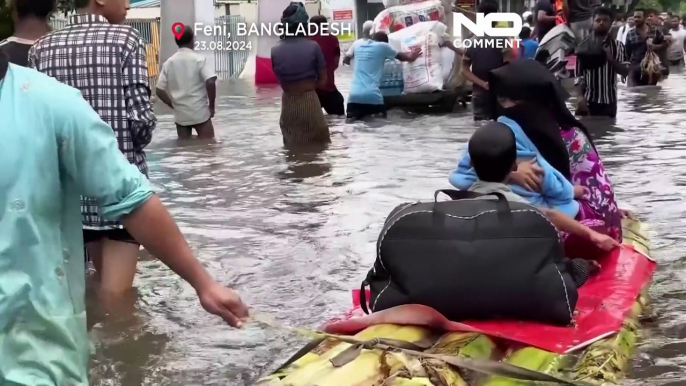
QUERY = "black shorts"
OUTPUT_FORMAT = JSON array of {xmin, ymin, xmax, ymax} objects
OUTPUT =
[
  {"xmin": 316, "ymin": 88, "xmax": 345, "ymax": 116},
  {"xmin": 83, "ymin": 228, "xmax": 137, "ymax": 244},
  {"xmin": 346, "ymin": 103, "xmax": 387, "ymax": 120},
  {"xmin": 472, "ymin": 94, "xmax": 494, "ymax": 121}
]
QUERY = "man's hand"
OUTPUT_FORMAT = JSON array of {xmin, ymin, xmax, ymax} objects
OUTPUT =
[
  {"xmin": 198, "ymin": 282, "xmax": 249, "ymax": 328},
  {"xmin": 604, "ymin": 44, "xmax": 613, "ymax": 59},
  {"xmin": 441, "ymin": 39, "xmax": 455, "ymax": 50},
  {"xmin": 647, "ymin": 38, "xmax": 655, "ymax": 51},
  {"xmin": 210, "ymin": 106, "xmax": 215, "ymax": 118},
  {"xmin": 508, "ymin": 158, "xmax": 544, "ymax": 191},
  {"xmin": 589, "ymin": 231, "xmax": 621, "ymax": 251},
  {"xmin": 407, "ymin": 47, "xmax": 422, "ymax": 62},
  {"xmin": 481, "ymin": 81, "xmax": 489, "ymax": 90}
]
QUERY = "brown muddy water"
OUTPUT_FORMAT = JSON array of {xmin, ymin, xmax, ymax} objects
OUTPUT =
[{"xmin": 87, "ymin": 67, "xmax": 686, "ymax": 385}]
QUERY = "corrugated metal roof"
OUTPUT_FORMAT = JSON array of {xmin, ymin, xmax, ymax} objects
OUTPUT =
[{"xmin": 131, "ymin": 0, "xmax": 161, "ymax": 8}]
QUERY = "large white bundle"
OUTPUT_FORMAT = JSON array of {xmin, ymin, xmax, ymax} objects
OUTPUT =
[
  {"xmin": 440, "ymin": 46, "xmax": 455, "ymax": 83},
  {"xmin": 388, "ymin": 21, "xmax": 448, "ymax": 51},
  {"xmin": 382, "ymin": 0, "xmax": 428, "ymax": 7},
  {"xmin": 373, "ymin": 1, "xmax": 445, "ymax": 34},
  {"xmin": 401, "ymin": 32, "xmax": 444, "ymax": 94}
]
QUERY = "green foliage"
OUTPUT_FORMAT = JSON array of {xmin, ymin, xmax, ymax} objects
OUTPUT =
[{"xmin": 0, "ymin": 0, "xmax": 12, "ymax": 41}]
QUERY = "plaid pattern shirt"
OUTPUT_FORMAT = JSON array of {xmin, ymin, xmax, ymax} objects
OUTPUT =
[
  {"xmin": 625, "ymin": 26, "xmax": 663, "ymax": 65},
  {"xmin": 29, "ymin": 14, "xmax": 156, "ymax": 230}
]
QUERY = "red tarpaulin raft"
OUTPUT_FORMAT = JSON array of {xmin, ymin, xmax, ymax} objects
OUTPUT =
[{"xmin": 324, "ymin": 245, "xmax": 655, "ymax": 354}]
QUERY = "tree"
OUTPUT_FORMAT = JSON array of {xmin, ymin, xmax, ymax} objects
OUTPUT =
[{"xmin": 0, "ymin": 0, "xmax": 11, "ymax": 41}]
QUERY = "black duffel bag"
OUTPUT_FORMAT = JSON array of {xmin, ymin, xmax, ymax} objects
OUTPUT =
[{"xmin": 360, "ymin": 190, "xmax": 578, "ymax": 326}]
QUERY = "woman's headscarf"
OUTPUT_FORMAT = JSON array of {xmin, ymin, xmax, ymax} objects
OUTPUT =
[
  {"xmin": 487, "ymin": 59, "xmax": 595, "ymax": 180},
  {"xmin": 281, "ymin": 2, "xmax": 310, "ymax": 39}
]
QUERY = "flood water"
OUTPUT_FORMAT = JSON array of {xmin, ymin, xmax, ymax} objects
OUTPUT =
[{"xmin": 88, "ymin": 67, "xmax": 686, "ymax": 385}]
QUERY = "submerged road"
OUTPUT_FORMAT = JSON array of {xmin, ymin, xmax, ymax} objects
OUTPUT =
[{"xmin": 87, "ymin": 67, "xmax": 686, "ymax": 385}]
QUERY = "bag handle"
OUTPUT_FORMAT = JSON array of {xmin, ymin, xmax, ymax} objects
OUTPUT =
[
  {"xmin": 434, "ymin": 189, "xmax": 512, "ymax": 218},
  {"xmin": 360, "ymin": 277, "xmax": 370, "ymax": 314}
]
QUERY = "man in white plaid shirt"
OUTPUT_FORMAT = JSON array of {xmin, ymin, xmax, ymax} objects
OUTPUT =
[{"xmin": 29, "ymin": 0, "xmax": 157, "ymax": 297}]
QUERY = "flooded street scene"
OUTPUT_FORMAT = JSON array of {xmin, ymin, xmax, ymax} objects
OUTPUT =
[
  {"xmin": 84, "ymin": 70, "xmax": 686, "ymax": 385},
  {"xmin": 4, "ymin": 0, "xmax": 686, "ymax": 384}
]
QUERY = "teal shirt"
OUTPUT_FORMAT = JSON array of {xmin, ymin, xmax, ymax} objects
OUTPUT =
[
  {"xmin": 348, "ymin": 41, "xmax": 398, "ymax": 105},
  {"xmin": 0, "ymin": 64, "xmax": 154, "ymax": 385}
]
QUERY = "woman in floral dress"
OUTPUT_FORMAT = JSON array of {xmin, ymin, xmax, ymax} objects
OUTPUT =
[{"xmin": 487, "ymin": 60, "xmax": 623, "ymax": 256}]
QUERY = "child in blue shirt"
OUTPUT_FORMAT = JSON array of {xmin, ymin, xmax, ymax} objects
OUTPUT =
[{"xmin": 519, "ymin": 27, "xmax": 539, "ymax": 59}]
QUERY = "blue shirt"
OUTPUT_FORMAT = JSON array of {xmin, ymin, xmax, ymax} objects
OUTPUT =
[
  {"xmin": 449, "ymin": 116, "xmax": 579, "ymax": 218},
  {"xmin": 348, "ymin": 41, "xmax": 398, "ymax": 105},
  {"xmin": 0, "ymin": 64, "xmax": 153, "ymax": 385},
  {"xmin": 520, "ymin": 39, "xmax": 539, "ymax": 59}
]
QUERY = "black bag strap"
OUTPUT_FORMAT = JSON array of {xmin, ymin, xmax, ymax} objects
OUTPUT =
[
  {"xmin": 360, "ymin": 271, "xmax": 373, "ymax": 314},
  {"xmin": 433, "ymin": 189, "xmax": 512, "ymax": 219},
  {"xmin": 434, "ymin": 189, "xmax": 484, "ymax": 202}
]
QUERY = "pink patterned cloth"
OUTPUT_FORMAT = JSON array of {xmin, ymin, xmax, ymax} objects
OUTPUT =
[{"xmin": 561, "ymin": 128, "xmax": 622, "ymax": 257}]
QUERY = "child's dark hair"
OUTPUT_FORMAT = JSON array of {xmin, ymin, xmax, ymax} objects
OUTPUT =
[
  {"xmin": 11, "ymin": 0, "xmax": 56, "ymax": 19},
  {"xmin": 519, "ymin": 26, "xmax": 531, "ymax": 40},
  {"xmin": 469, "ymin": 122, "xmax": 517, "ymax": 183}
]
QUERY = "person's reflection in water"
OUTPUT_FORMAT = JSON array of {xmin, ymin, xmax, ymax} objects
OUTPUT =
[{"xmin": 278, "ymin": 143, "xmax": 332, "ymax": 181}]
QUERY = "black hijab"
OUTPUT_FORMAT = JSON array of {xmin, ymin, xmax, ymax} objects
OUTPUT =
[{"xmin": 487, "ymin": 59, "xmax": 595, "ymax": 180}]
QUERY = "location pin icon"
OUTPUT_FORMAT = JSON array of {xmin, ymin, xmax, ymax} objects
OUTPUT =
[{"xmin": 172, "ymin": 23, "xmax": 185, "ymax": 39}]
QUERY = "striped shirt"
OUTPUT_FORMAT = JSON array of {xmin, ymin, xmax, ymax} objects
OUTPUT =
[
  {"xmin": 575, "ymin": 38, "xmax": 627, "ymax": 104},
  {"xmin": 29, "ymin": 14, "xmax": 156, "ymax": 230}
]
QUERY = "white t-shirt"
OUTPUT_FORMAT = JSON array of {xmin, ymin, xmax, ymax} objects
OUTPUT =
[
  {"xmin": 157, "ymin": 48, "xmax": 217, "ymax": 126},
  {"xmin": 668, "ymin": 28, "xmax": 686, "ymax": 60}
]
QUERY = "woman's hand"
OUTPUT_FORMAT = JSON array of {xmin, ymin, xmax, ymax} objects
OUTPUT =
[
  {"xmin": 509, "ymin": 159, "xmax": 543, "ymax": 191},
  {"xmin": 573, "ymin": 185, "xmax": 585, "ymax": 198},
  {"xmin": 589, "ymin": 231, "xmax": 621, "ymax": 252}
]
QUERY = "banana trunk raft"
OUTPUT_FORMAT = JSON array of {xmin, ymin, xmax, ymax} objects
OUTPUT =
[{"xmin": 258, "ymin": 218, "xmax": 653, "ymax": 386}]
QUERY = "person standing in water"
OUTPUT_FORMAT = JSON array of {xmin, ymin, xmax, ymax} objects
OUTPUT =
[
  {"xmin": 346, "ymin": 32, "xmax": 421, "ymax": 121},
  {"xmin": 461, "ymin": 1, "xmax": 507, "ymax": 121},
  {"xmin": 667, "ymin": 15, "xmax": 686, "ymax": 66},
  {"xmin": 0, "ymin": 54, "xmax": 249, "ymax": 385},
  {"xmin": 271, "ymin": 2, "xmax": 330, "ymax": 146},
  {"xmin": 156, "ymin": 27, "xmax": 217, "ymax": 139},
  {"xmin": 575, "ymin": 7, "xmax": 628, "ymax": 118},
  {"xmin": 0, "ymin": 0, "xmax": 53, "ymax": 66},
  {"xmin": 616, "ymin": 15, "xmax": 634, "ymax": 45},
  {"xmin": 309, "ymin": 15, "xmax": 345, "ymax": 116},
  {"xmin": 563, "ymin": 0, "xmax": 597, "ymax": 43},
  {"xmin": 29, "ymin": 0, "xmax": 157, "ymax": 299},
  {"xmin": 532, "ymin": 0, "xmax": 556, "ymax": 41},
  {"xmin": 343, "ymin": 20, "xmax": 374, "ymax": 66},
  {"xmin": 625, "ymin": 9, "xmax": 666, "ymax": 86}
]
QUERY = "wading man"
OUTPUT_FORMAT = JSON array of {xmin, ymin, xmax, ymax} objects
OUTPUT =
[
  {"xmin": 575, "ymin": 7, "xmax": 628, "ymax": 118},
  {"xmin": 309, "ymin": 15, "xmax": 345, "ymax": 116},
  {"xmin": 157, "ymin": 26, "xmax": 217, "ymax": 139},
  {"xmin": 0, "ymin": 0, "xmax": 53, "ymax": 66},
  {"xmin": 29, "ymin": 0, "xmax": 157, "ymax": 299},
  {"xmin": 625, "ymin": 9, "xmax": 667, "ymax": 86}
]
